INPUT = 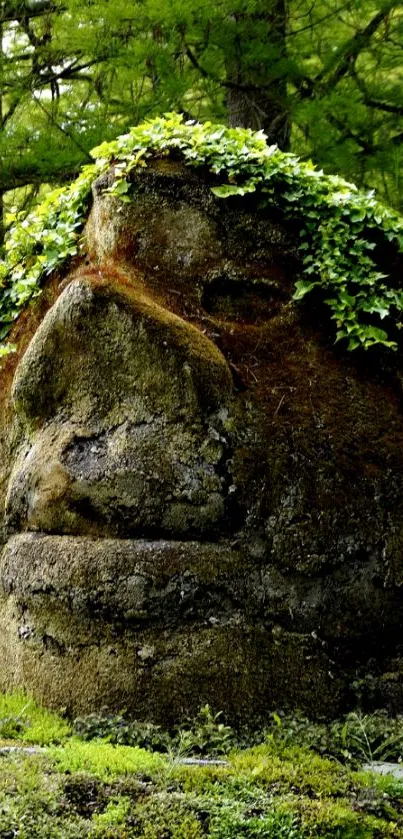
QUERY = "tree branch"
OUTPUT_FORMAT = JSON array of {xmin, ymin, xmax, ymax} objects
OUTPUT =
[
  {"xmin": 363, "ymin": 97, "xmax": 403, "ymax": 115},
  {"xmin": 32, "ymin": 92, "xmax": 93, "ymax": 160},
  {"xmin": 316, "ymin": 0, "xmax": 403, "ymax": 91},
  {"xmin": 0, "ymin": 1, "xmax": 60, "ymax": 23}
]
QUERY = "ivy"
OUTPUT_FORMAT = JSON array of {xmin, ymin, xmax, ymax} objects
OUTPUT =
[
  {"xmin": 1, "ymin": 112, "xmax": 403, "ymax": 355},
  {"xmin": 0, "ymin": 162, "xmax": 103, "ymax": 357}
]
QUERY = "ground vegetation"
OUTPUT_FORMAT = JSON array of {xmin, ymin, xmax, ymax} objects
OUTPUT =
[{"xmin": 1, "ymin": 694, "xmax": 403, "ymax": 838}]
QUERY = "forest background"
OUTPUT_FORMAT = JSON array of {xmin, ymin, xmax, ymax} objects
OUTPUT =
[{"xmin": 0, "ymin": 0, "xmax": 402, "ymax": 247}]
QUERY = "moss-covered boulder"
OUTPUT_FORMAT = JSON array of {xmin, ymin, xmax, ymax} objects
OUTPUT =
[{"xmin": 1, "ymin": 118, "xmax": 403, "ymax": 721}]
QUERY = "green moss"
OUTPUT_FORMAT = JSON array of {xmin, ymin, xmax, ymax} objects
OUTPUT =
[
  {"xmin": 48, "ymin": 739, "xmax": 165, "ymax": 780},
  {"xmin": 0, "ymin": 691, "xmax": 71, "ymax": 745},
  {"xmin": 89, "ymin": 795, "xmax": 132, "ymax": 836},
  {"xmin": 285, "ymin": 796, "xmax": 400, "ymax": 839},
  {"xmin": 0, "ymin": 752, "xmax": 87, "ymax": 838},
  {"xmin": 0, "ymin": 698, "xmax": 402, "ymax": 838},
  {"xmin": 230, "ymin": 743, "xmax": 354, "ymax": 796},
  {"xmin": 120, "ymin": 795, "xmax": 206, "ymax": 839}
]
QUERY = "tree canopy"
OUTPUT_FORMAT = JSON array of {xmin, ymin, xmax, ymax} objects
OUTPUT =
[{"xmin": 0, "ymin": 0, "xmax": 402, "ymax": 223}]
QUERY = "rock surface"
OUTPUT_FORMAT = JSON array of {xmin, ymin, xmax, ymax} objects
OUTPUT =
[{"xmin": 1, "ymin": 158, "xmax": 403, "ymax": 721}]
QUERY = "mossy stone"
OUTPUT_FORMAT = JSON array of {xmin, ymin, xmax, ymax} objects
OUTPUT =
[{"xmin": 1, "ymin": 160, "xmax": 403, "ymax": 721}]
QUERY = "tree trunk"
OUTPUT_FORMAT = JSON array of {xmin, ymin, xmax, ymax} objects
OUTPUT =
[{"xmin": 225, "ymin": 0, "xmax": 290, "ymax": 149}]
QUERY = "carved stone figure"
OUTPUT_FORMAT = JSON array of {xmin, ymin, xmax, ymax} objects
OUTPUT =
[{"xmin": 1, "ymin": 158, "xmax": 403, "ymax": 721}]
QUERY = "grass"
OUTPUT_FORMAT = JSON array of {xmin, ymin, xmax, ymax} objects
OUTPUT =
[{"xmin": 1, "ymin": 694, "xmax": 403, "ymax": 837}]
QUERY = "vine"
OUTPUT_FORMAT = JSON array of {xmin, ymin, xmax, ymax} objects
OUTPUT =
[{"xmin": 1, "ymin": 112, "xmax": 403, "ymax": 356}]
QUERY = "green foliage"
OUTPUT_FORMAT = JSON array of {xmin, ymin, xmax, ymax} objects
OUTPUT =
[
  {"xmin": 285, "ymin": 796, "xmax": 400, "ymax": 839},
  {"xmin": 90, "ymin": 113, "xmax": 403, "ymax": 351},
  {"xmin": 1, "ymin": 113, "xmax": 403, "ymax": 354},
  {"xmin": 1, "ymin": 693, "xmax": 403, "ymax": 838},
  {"xmin": 73, "ymin": 704, "xmax": 233, "ymax": 757},
  {"xmin": 71, "ymin": 706, "xmax": 403, "ymax": 769},
  {"xmin": 0, "ymin": 161, "xmax": 101, "ymax": 356},
  {"xmin": 206, "ymin": 805, "xmax": 299, "ymax": 839},
  {"xmin": 3, "ymin": 692, "xmax": 403, "ymax": 772},
  {"xmin": 89, "ymin": 795, "xmax": 132, "ymax": 837},
  {"xmin": 73, "ymin": 712, "xmax": 173, "ymax": 752},
  {"xmin": 0, "ymin": 746, "xmax": 399, "ymax": 839},
  {"xmin": 231, "ymin": 743, "xmax": 354, "ymax": 797},
  {"xmin": 2, "ymin": 0, "xmax": 403, "ymax": 235},
  {"xmin": 260, "ymin": 710, "xmax": 403, "ymax": 767},
  {"xmin": 171, "ymin": 705, "xmax": 234, "ymax": 756},
  {"xmin": 121, "ymin": 794, "xmax": 206, "ymax": 839},
  {"xmin": 334, "ymin": 712, "xmax": 403, "ymax": 766}
]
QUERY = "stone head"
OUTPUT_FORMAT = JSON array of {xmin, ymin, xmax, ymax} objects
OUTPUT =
[{"xmin": 1, "ymin": 158, "xmax": 403, "ymax": 721}]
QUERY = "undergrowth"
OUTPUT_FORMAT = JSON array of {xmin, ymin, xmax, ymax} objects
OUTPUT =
[
  {"xmin": 1, "ymin": 113, "xmax": 403, "ymax": 357},
  {"xmin": 72, "ymin": 705, "xmax": 403, "ymax": 768},
  {"xmin": 2, "ymin": 694, "xmax": 403, "ymax": 836},
  {"xmin": 3, "ymin": 693, "xmax": 403, "ymax": 767}
]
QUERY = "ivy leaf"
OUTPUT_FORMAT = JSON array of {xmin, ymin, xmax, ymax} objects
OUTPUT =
[
  {"xmin": 361, "ymin": 301, "xmax": 390, "ymax": 319},
  {"xmin": 348, "ymin": 337, "xmax": 362, "ymax": 350},
  {"xmin": 110, "ymin": 179, "xmax": 130, "ymax": 196},
  {"xmin": 339, "ymin": 290, "xmax": 356, "ymax": 307},
  {"xmin": 211, "ymin": 182, "xmax": 256, "ymax": 197},
  {"xmin": 292, "ymin": 280, "xmax": 318, "ymax": 300},
  {"xmin": 335, "ymin": 329, "xmax": 347, "ymax": 343},
  {"xmin": 360, "ymin": 325, "xmax": 396, "ymax": 347}
]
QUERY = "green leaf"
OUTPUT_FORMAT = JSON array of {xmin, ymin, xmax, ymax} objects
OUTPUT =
[
  {"xmin": 111, "ymin": 179, "xmax": 130, "ymax": 196},
  {"xmin": 211, "ymin": 182, "xmax": 256, "ymax": 198},
  {"xmin": 292, "ymin": 280, "xmax": 318, "ymax": 300},
  {"xmin": 339, "ymin": 290, "xmax": 356, "ymax": 307},
  {"xmin": 0, "ymin": 343, "xmax": 16, "ymax": 356},
  {"xmin": 348, "ymin": 337, "xmax": 361, "ymax": 351}
]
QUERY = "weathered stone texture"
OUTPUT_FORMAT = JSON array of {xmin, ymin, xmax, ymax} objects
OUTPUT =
[{"xmin": 1, "ymin": 159, "xmax": 403, "ymax": 721}]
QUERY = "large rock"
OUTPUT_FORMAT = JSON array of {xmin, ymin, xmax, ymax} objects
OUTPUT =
[{"xmin": 1, "ymin": 158, "xmax": 403, "ymax": 721}]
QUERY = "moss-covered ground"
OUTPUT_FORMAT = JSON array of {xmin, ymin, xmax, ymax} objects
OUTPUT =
[{"xmin": 0, "ymin": 694, "xmax": 403, "ymax": 838}]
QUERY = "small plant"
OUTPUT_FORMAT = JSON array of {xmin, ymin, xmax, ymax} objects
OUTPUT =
[
  {"xmin": 89, "ymin": 795, "xmax": 131, "ymax": 835},
  {"xmin": 73, "ymin": 712, "xmax": 171, "ymax": 752},
  {"xmin": 208, "ymin": 804, "xmax": 300, "ymax": 838},
  {"xmin": 176, "ymin": 704, "xmax": 234, "ymax": 756},
  {"xmin": 0, "ymin": 692, "xmax": 403, "ymax": 839},
  {"xmin": 259, "ymin": 710, "xmax": 403, "ymax": 767},
  {"xmin": 127, "ymin": 794, "xmax": 206, "ymax": 839},
  {"xmin": 0, "ymin": 695, "xmax": 32, "ymax": 740},
  {"xmin": 74, "ymin": 704, "xmax": 235, "ymax": 758},
  {"xmin": 333, "ymin": 711, "xmax": 403, "ymax": 765},
  {"xmin": 0, "ymin": 710, "xmax": 27, "ymax": 740}
]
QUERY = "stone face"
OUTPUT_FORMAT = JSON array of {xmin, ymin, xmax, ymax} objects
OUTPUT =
[
  {"xmin": 1, "ymin": 158, "xmax": 403, "ymax": 721},
  {"xmin": 6, "ymin": 279, "xmax": 232, "ymax": 539}
]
